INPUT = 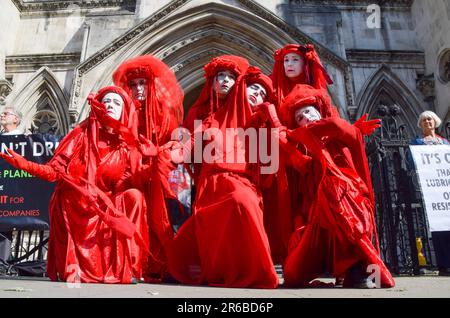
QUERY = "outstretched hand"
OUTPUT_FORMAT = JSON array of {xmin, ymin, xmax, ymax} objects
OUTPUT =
[
  {"xmin": 159, "ymin": 140, "xmax": 185, "ymax": 164},
  {"xmin": 354, "ymin": 113, "xmax": 381, "ymax": 136},
  {"xmin": 0, "ymin": 148, "xmax": 23, "ymax": 168},
  {"xmin": 138, "ymin": 134, "xmax": 158, "ymax": 157},
  {"xmin": 260, "ymin": 102, "xmax": 282, "ymax": 128}
]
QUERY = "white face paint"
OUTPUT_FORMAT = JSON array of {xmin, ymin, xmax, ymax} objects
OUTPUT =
[
  {"xmin": 283, "ymin": 53, "xmax": 304, "ymax": 78},
  {"xmin": 102, "ymin": 92, "xmax": 124, "ymax": 121},
  {"xmin": 294, "ymin": 106, "xmax": 321, "ymax": 127},
  {"xmin": 246, "ymin": 83, "xmax": 267, "ymax": 107},
  {"xmin": 129, "ymin": 78, "xmax": 148, "ymax": 101},
  {"xmin": 213, "ymin": 70, "xmax": 236, "ymax": 97}
]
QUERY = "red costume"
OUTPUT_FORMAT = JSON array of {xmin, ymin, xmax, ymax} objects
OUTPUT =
[
  {"xmin": 168, "ymin": 56, "xmax": 278, "ymax": 288},
  {"xmin": 243, "ymin": 67, "xmax": 293, "ymax": 264},
  {"xmin": 0, "ymin": 86, "xmax": 150, "ymax": 283},
  {"xmin": 278, "ymin": 85, "xmax": 395, "ymax": 288},
  {"xmin": 270, "ymin": 44, "xmax": 333, "ymax": 107},
  {"xmin": 113, "ymin": 56, "xmax": 184, "ymax": 280}
]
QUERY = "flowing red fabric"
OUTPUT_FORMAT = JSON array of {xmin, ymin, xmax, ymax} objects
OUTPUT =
[
  {"xmin": 243, "ymin": 67, "xmax": 293, "ymax": 264},
  {"xmin": 19, "ymin": 86, "xmax": 150, "ymax": 284},
  {"xmin": 270, "ymin": 44, "xmax": 333, "ymax": 107},
  {"xmin": 169, "ymin": 56, "xmax": 278, "ymax": 288},
  {"xmin": 279, "ymin": 84, "xmax": 339, "ymax": 126},
  {"xmin": 113, "ymin": 55, "xmax": 184, "ymax": 280},
  {"xmin": 112, "ymin": 55, "xmax": 183, "ymax": 145},
  {"xmin": 282, "ymin": 119, "xmax": 395, "ymax": 288}
]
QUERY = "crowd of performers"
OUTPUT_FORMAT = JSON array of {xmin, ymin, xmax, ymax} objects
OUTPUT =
[{"xmin": 0, "ymin": 44, "xmax": 395, "ymax": 288}]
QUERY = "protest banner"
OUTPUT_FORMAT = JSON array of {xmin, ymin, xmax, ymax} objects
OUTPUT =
[
  {"xmin": 410, "ymin": 145, "xmax": 450, "ymax": 232},
  {"xmin": 0, "ymin": 134, "xmax": 62, "ymax": 231}
]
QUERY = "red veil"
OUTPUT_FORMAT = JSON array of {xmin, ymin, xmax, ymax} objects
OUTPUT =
[
  {"xmin": 278, "ymin": 85, "xmax": 394, "ymax": 287},
  {"xmin": 169, "ymin": 56, "xmax": 278, "ymax": 288},
  {"xmin": 270, "ymin": 44, "xmax": 333, "ymax": 106},
  {"xmin": 43, "ymin": 86, "xmax": 150, "ymax": 283},
  {"xmin": 113, "ymin": 56, "xmax": 185, "ymax": 280},
  {"xmin": 183, "ymin": 55, "xmax": 250, "ymax": 132},
  {"xmin": 112, "ymin": 55, "xmax": 184, "ymax": 145}
]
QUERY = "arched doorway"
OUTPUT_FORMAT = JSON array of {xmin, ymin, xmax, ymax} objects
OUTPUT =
[{"xmin": 70, "ymin": 0, "xmax": 349, "ymax": 123}]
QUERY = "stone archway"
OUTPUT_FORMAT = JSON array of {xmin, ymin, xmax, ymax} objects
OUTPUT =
[
  {"xmin": 356, "ymin": 65, "xmax": 425, "ymax": 136},
  {"xmin": 71, "ymin": 0, "xmax": 349, "ymax": 123},
  {"xmin": 7, "ymin": 67, "xmax": 70, "ymax": 135}
]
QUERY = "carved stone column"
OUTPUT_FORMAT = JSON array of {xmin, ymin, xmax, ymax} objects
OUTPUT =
[
  {"xmin": 0, "ymin": 79, "xmax": 12, "ymax": 106},
  {"xmin": 416, "ymin": 73, "xmax": 435, "ymax": 109}
]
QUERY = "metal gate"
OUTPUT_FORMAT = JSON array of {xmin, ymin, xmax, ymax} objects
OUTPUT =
[{"xmin": 366, "ymin": 105, "xmax": 443, "ymax": 275}]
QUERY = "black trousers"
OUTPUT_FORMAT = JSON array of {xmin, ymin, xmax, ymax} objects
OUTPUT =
[{"xmin": 432, "ymin": 231, "xmax": 450, "ymax": 269}]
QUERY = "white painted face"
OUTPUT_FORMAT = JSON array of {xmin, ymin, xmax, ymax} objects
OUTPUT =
[
  {"xmin": 283, "ymin": 53, "xmax": 304, "ymax": 78},
  {"xmin": 129, "ymin": 78, "xmax": 148, "ymax": 101},
  {"xmin": 213, "ymin": 70, "xmax": 236, "ymax": 97},
  {"xmin": 294, "ymin": 106, "xmax": 321, "ymax": 127},
  {"xmin": 246, "ymin": 83, "xmax": 267, "ymax": 107},
  {"xmin": 102, "ymin": 92, "xmax": 124, "ymax": 121}
]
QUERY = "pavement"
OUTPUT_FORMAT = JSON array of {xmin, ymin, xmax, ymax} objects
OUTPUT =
[{"xmin": 0, "ymin": 276, "xmax": 449, "ymax": 298}]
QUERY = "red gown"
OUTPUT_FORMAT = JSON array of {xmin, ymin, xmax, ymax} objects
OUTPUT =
[
  {"xmin": 282, "ymin": 118, "xmax": 395, "ymax": 288},
  {"xmin": 46, "ymin": 129, "xmax": 149, "ymax": 283},
  {"xmin": 1, "ymin": 86, "xmax": 150, "ymax": 283},
  {"xmin": 113, "ymin": 55, "xmax": 184, "ymax": 280},
  {"xmin": 168, "ymin": 56, "xmax": 278, "ymax": 288}
]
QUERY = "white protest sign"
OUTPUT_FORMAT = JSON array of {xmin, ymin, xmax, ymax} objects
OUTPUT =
[{"xmin": 410, "ymin": 145, "xmax": 450, "ymax": 232}]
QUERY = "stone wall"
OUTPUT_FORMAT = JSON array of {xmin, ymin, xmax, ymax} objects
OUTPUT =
[
  {"xmin": 3, "ymin": 0, "xmax": 445, "ymax": 136},
  {"xmin": 412, "ymin": 0, "xmax": 450, "ymax": 124}
]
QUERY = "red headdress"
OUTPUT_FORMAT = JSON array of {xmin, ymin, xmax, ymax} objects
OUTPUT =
[
  {"xmin": 244, "ymin": 66, "xmax": 275, "ymax": 104},
  {"xmin": 112, "ymin": 55, "xmax": 184, "ymax": 145},
  {"xmin": 270, "ymin": 44, "xmax": 333, "ymax": 106},
  {"xmin": 279, "ymin": 84, "xmax": 337, "ymax": 129},
  {"xmin": 49, "ymin": 86, "xmax": 138, "ymax": 191},
  {"xmin": 183, "ymin": 55, "xmax": 250, "ymax": 132}
]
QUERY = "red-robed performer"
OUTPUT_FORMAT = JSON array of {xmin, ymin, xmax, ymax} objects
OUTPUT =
[
  {"xmin": 167, "ymin": 55, "xmax": 278, "ymax": 288},
  {"xmin": 113, "ymin": 55, "xmax": 184, "ymax": 281},
  {"xmin": 0, "ymin": 86, "xmax": 155, "ymax": 283},
  {"xmin": 243, "ymin": 67, "xmax": 293, "ymax": 265},
  {"xmin": 270, "ymin": 43, "xmax": 334, "ymax": 106},
  {"xmin": 278, "ymin": 85, "xmax": 395, "ymax": 288},
  {"xmin": 256, "ymin": 44, "xmax": 336, "ymax": 266}
]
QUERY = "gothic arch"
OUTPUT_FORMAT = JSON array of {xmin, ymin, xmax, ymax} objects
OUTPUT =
[
  {"xmin": 71, "ymin": 0, "xmax": 349, "ymax": 122},
  {"xmin": 8, "ymin": 67, "xmax": 70, "ymax": 135},
  {"xmin": 356, "ymin": 65, "xmax": 425, "ymax": 135}
]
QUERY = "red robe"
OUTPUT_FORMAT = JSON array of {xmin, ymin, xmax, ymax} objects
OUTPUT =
[
  {"xmin": 167, "ymin": 56, "xmax": 278, "ymax": 288},
  {"xmin": 46, "ymin": 127, "xmax": 149, "ymax": 283},
  {"xmin": 2, "ymin": 86, "xmax": 150, "ymax": 284},
  {"xmin": 283, "ymin": 118, "xmax": 395, "ymax": 288}
]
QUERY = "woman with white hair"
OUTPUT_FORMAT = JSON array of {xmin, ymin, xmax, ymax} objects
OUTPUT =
[
  {"xmin": 412, "ymin": 110, "xmax": 449, "ymax": 145},
  {"xmin": 411, "ymin": 110, "xmax": 450, "ymax": 276}
]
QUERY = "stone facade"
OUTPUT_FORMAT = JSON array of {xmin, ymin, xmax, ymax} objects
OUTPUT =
[{"xmin": 0, "ymin": 0, "xmax": 448, "ymax": 137}]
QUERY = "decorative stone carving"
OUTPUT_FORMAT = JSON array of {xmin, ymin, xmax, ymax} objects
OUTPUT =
[
  {"xmin": 288, "ymin": 0, "xmax": 413, "ymax": 9},
  {"xmin": 438, "ymin": 49, "xmax": 450, "ymax": 84},
  {"xmin": 12, "ymin": 0, "xmax": 135, "ymax": 13},
  {"xmin": 31, "ymin": 109, "xmax": 61, "ymax": 134},
  {"xmin": 416, "ymin": 74, "xmax": 435, "ymax": 102},
  {"xmin": 6, "ymin": 53, "xmax": 81, "ymax": 73},
  {"xmin": 0, "ymin": 79, "xmax": 13, "ymax": 106}
]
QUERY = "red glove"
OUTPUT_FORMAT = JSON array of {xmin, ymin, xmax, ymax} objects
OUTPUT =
[
  {"xmin": 159, "ymin": 141, "xmax": 184, "ymax": 164},
  {"xmin": 138, "ymin": 134, "xmax": 158, "ymax": 157},
  {"xmin": 354, "ymin": 113, "xmax": 381, "ymax": 136},
  {"xmin": 261, "ymin": 102, "xmax": 282, "ymax": 128},
  {"xmin": 0, "ymin": 149, "xmax": 58, "ymax": 182}
]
